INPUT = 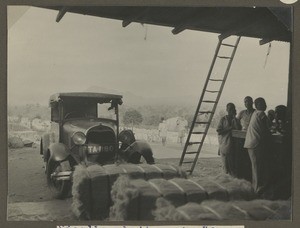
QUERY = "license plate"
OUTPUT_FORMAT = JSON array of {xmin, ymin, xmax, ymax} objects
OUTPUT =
[{"xmin": 87, "ymin": 145, "xmax": 114, "ymax": 154}]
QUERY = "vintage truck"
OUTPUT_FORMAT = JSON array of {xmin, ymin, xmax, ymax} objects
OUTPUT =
[{"xmin": 40, "ymin": 92, "xmax": 154, "ymax": 199}]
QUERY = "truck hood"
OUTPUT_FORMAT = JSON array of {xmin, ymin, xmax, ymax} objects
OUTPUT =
[{"xmin": 62, "ymin": 118, "xmax": 117, "ymax": 135}]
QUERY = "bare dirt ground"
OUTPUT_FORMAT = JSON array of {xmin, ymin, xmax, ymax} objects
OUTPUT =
[{"xmin": 7, "ymin": 142, "xmax": 221, "ymax": 221}]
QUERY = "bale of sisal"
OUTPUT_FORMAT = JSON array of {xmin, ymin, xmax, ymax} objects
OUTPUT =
[
  {"xmin": 233, "ymin": 199, "xmax": 291, "ymax": 220},
  {"xmin": 87, "ymin": 164, "xmax": 112, "ymax": 219},
  {"xmin": 71, "ymin": 164, "xmax": 92, "ymax": 220},
  {"xmin": 191, "ymin": 177, "xmax": 229, "ymax": 201},
  {"xmin": 153, "ymin": 198, "xmax": 291, "ymax": 221},
  {"xmin": 116, "ymin": 164, "xmax": 147, "ymax": 179},
  {"xmin": 153, "ymin": 197, "xmax": 187, "ymax": 221},
  {"xmin": 201, "ymin": 200, "xmax": 251, "ymax": 220},
  {"xmin": 110, "ymin": 177, "xmax": 220, "ymax": 220},
  {"xmin": 211, "ymin": 174, "xmax": 255, "ymax": 200},
  {"xmin": 109, "ymin": 177, "xmax": 189, "ymax": 220},
  {"xmin": 267, "ymin": 200, "xmax": 291, "ymax": 220},
  {"xmin": 168, "ymin": 178, "xmax": 208, "ymax": 203},
  {"xmin": 109, "ymin": 175, "xmax": 139, "ymax": 220},
  {"xmin": 153, "ymin": 198, "xmax": 219, "ymax": 221},
  {"xmin": 151, "ymin": 163, "xmax": 187, "ymax": 179},
  {"xmin": 109, "ymin": 175, "xmax": 255, "ymax": 220},
  {"xmin": 148, "ymin": 179, "xmax": 186, "ymax": 207},
  {"xmin": 109, "ymin": 176, "xmax": 161, "ymax": 220},
  {"xmin": 202, "ymin": 199, "xmax": 291, "ymax": 220},
  {"xmin": 72, "ymin": 163, "xmax": 185, "ymax": 220}
]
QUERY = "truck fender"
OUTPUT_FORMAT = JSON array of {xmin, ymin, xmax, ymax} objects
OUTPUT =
[{"xmin": 49, "ymin": 143, "xmax": 71, "ymax": 162}]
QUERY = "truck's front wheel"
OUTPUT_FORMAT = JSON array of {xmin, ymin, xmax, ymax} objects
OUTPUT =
[{"xmin": 46, "ymin": 160, "xmax": 71, "ymax": 199}]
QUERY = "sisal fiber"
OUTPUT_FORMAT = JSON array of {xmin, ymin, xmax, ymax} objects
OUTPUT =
[
  {"xmin": 191, "ymin": 173, "xmax": 255, "ymax": 201},
  {"xmin": 153, "ymin": 198, "xmax": 291, "ymax": 221},
  {"xmin": 153, "ymin": 198, "xmax": 219, "ymax": 221},
  {"xmin": 233, "ymin": 199, "xmax": 291, "ymax": 220},
  {"xmin": 109, "ymin": 177, "xmax": 161, "ymax": 220},
  {"xmin": 71, "ymin": 163, "xmax": 185, "ymax": 220},
  {"xmin": 71, "ymin": 164, "xmax": 92, "ymax": 220},
  {"xmin": 108, "ymin": 175, "xmax": 257, "ymax": 220},
  {"xmin": 109, "ymin": 175, "xmax": 139, "ymax": 220}
]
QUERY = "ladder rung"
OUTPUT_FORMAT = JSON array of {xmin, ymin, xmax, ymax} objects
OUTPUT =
[
  {"xmin": 217, "ymin": 56, "xmax": 232, "ymax": 59},
  {"xmin": 195, "ymin": 121, "xmax": 209, "ymax": 124},
  {"xmin": 186, "ymin": 151, "xmax": 198, "ymax": 154},
  {"xmin": 202, "ymin": 100, "xmax": 217, "ymax": 103},
  {"xmin": 209, "ymin": 78, "xmax": 224, "ymax": 82},
  {"xmin": 192, "ymin": 131, "xmax": 206, "ymax": 134},
  {"xmin": 221, "ymin": 43, "xmax": 236, "ymax": 47},
  {"xmin": 188, "ymin": 142, "xmax": 202, "ymax": 145},
  {"xmin": 199, "ymin": 111, "xmax": 214, "ymax": 114},
  {"xmin": 179, "ymin": 36, "xmax": 240, "ymax": 175},
  {"xmin": 205, "ymin": 90, "xmax": 219, "ymax": 93}
]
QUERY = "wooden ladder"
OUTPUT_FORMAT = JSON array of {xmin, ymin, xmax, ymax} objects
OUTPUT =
[{"xmin": 179, "ymin": 36, "xmax": 241, "ymax": 174}]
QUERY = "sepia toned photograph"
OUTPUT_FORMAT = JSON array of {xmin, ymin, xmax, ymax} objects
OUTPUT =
[{"xmin": 7, "ymin": 4, "xmax": 293, "ymax": 223}]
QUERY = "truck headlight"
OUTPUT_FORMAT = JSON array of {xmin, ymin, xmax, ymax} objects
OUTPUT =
[{"xmin": 72, "ymin": 132, "xmax": 86, "ymax": 145}]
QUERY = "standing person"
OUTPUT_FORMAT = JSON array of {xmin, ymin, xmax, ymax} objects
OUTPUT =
[
  {"xmin": 267, "ymin": 109, "xmax": 276, "ymax": 132},
  {"xmin": 176, "ymin": 117, "xmax": 188, "ymax": 146},
  {"xmin": 217, "ymin": 103, "xmax": 241, "ymax": 176},
  {"xmin": 272, "ymin": 104, "xmax": 291, "ymax": 199},
  {"xmin": 158, "ymin": 117, "xmax": 168, "ymax": 146},
  {"xmin": 244, "ymin": 97, "xmax": 271, "ymax": 197},
  {"xmin": 237, "ymin": 96, "xmax": 255, "ymax": 130},
  {"xmin": 274, "ymin": 105, "xmax": 287, "ymax": 134},
  {"xmin": 236, "ymin": 96, "xmax": 255, "ymax": 181}
]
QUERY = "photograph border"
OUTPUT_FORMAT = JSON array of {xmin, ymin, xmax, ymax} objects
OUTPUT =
[{"xmin": 1, "ymin": 0, "xmax": 300, "ymax": 227}]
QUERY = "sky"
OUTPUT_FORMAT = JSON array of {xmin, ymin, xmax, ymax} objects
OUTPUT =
[{"xmin": 8, "ymin": 6, "xmax": 290, "ymax": 110}]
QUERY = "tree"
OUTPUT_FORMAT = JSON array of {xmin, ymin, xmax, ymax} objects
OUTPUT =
[
  {"xmin": 143, "ymin": 115, "xmax": 161, "ymax": 126},
  {"xmin": 123, "ymin": 109, "xmax": 143, "ymax": 126}
]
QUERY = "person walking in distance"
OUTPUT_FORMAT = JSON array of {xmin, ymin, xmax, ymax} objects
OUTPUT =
[
  {"xmin": 158, "ymin": 117, "xmax": 168, "ymax": 146},
  {"xmin": 176, "ymin": 116, "xmax": 188, "ymax": 146}
]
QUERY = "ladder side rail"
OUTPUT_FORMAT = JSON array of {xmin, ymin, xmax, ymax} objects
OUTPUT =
[
  {"xmin": 188, "ymin": 128, "xmax": 207, "ymax": 173},
  {"xmin": 203, "ymin": 37, "xmax": 241, "ymax": 134},
  {"xmin": 190, "ymin": 105, "xmax": 219, "ymax": 173},
  {"xmin": 190, "ymin": 103, "xmax": 220, "ymax": 173},
  {"xmin": 213, "ymin": 36, "xmax": 241, "ymax": 113},
  {"xmin": 189, "ymin": 36, "xmax": 241, "ymax": 174},
  {"xmin": 179, "ymin": 39, "xmax": 223, "ymax": 166}
]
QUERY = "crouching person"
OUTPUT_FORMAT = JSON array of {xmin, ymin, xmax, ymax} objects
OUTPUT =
[
  {"xmin": 217, "ymin": 103, "xmax": 241, "ymax": 176},
  {"xmin": 118, "ymin": 129, "xmax": 155, "ymax": 164}
]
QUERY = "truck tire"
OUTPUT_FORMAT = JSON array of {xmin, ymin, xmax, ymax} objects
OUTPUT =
[{"xmin": 46, "ymin": 159, "xmax": 71, "ymax": 199}]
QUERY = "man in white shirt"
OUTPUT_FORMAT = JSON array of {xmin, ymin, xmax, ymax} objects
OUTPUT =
[
  {"xmin": 244, "ymin": 97, "xmax": 271, "ymax": 196},
  {"xmin": 237, "ymin": 96, "xmax": 255, "ymax": 130}
]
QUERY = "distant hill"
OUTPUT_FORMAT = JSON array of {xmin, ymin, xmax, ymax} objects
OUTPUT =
[{"xmin": 7, "ymin": 87, "xmax": 229, "ymax": 128}]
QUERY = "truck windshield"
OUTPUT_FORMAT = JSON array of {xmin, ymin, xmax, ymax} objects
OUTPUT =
[
  {"xmin": 97, "ymin": 103, "xmax": 117, "ymax": 120},
  {"xmin": 62, "ymin": 100, "xmax": 117, "ymax": 120}
]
